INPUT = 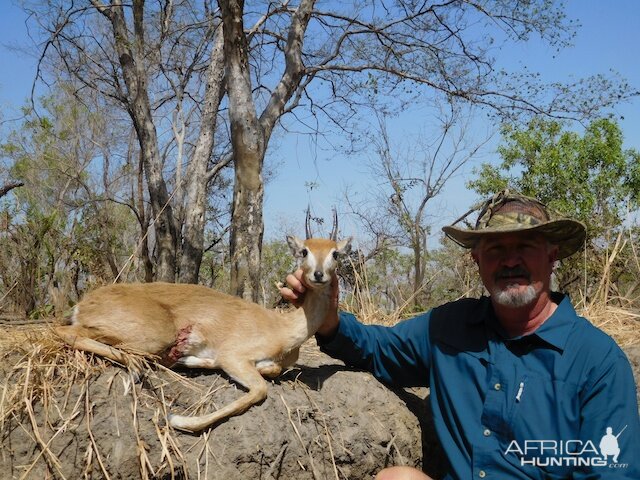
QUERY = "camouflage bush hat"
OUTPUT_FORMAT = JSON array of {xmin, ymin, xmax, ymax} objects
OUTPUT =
[{"xmin": 442, "ymin": 191, "xmax": 586, "ymax": 260}]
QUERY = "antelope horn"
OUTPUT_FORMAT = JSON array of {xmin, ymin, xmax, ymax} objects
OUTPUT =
[
  {"xmin": 330, "ymin": 207, "xmax": 338, "ymax": 241},
  {"xmin": 305, "ymin": 206, "xmax": 312, "ymax": 239}
]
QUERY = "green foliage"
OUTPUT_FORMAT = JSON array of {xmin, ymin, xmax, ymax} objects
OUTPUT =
[
  {"xmin": 468, "ymin": 117, "xmax": 640, "ymax": 298},
  {"xmin": 259, "ymin": 240, "xmax": 297, "ymax": 305},
  {"xmin": 0, "ymin": 91, "xmax": 139, "ymax": 316},
  {"xmin": 468, "ymin": 118, "xmax": 639, "ymax": 237}
]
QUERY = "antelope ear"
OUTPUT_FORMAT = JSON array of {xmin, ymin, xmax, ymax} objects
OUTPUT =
[
  {"xmin": 286, "ymin": 236, "xmax": 306, "ymax": 256},
  {"xmin": 336, "ymin": 237, "xmax": 352, "ymax": 255}
]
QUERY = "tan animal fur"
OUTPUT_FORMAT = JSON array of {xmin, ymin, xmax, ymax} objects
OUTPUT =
[{"xmin": 55, "ymin": 236, "xmax": 351, "ymax": 433}]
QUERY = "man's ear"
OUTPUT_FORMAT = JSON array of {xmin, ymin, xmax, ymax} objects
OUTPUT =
[{"xmin": 548, "ymin": 244, "xmax": 560, "ymax": 264}]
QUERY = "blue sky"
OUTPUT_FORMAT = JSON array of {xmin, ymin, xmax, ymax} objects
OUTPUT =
[
  {"xmin": 1, "ymin": 1, "xmax": 639, "ymax": 242},
  {"xmin": 262, "ymin": 1, "xmax": 640, "ymax": 240}
]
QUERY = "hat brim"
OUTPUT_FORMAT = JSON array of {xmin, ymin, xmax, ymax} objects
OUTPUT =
[{"xmin": 442, "ymin": 219, "xmax": 586, "ymax": 260}]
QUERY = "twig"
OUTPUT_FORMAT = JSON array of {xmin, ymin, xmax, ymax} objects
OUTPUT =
[
  {"xmin": 265, "ymin": 442, "xmax": 289, "ymax": 480},
  {"xmin": 279, "ymin": 393, "xmax": 321, "ymax": 480},
  {"xmin": 85, "ymin": 388, "xmax": 112, "ymax": 479},
  {"xmin": 21, "ymin": 358, "xmax": 67, "ymax": 479}
]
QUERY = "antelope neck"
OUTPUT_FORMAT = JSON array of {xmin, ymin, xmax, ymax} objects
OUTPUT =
[{"xmin": 285, "ymin": 286, "xmax": 332, "ymax": 341}]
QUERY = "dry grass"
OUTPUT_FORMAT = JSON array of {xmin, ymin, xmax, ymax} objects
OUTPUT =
[
  {"xmin": 341, "ymin": 257, "xmax": 411, "ymax": 327},
  {"xmin": 574, "ymin": 229, "xmax": 640, "ymax": 347},
  {"xmin": 0, "ymin": 323, "xmax": 204, "ymax": 479},
  {"xmin": 342, "ymin": 234, "xmax": 639, "ymax": 346},
  {"xmin": 0, "ymin": 325, "xmax": 349, "ymax": 479},
  {"xmin": 579, "ymin": 302, "xmax": 640, "ymax": 348}
]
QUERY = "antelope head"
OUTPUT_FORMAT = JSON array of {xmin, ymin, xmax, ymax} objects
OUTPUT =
[
  {"xmin": 294, "ymin": 207, "xmax": 350, "ymax": 286},
  {"xmin": 287, "ymin": 235, "xmax": 352, "ymax": 288}
]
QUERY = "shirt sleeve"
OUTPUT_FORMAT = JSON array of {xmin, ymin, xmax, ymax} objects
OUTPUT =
[
  {"xmin": 317, "ymin": 310, "xmax": 432, "ymax": 387},
  {"xmin": 574, "ymin": 347, "xmax": 640, "ymax": 479}
]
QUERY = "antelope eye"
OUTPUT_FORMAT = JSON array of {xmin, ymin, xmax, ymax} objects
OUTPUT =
[
  {"xmin": 301, "ymin": 248, "xmax": 308, "ymax": 257},
  {"xmin": 332, "ymin": 251, "xmax": 339, "ymax": 260}
]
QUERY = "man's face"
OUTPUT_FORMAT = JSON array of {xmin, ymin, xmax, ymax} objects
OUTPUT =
[{"xmin": 472, "ymin": 232, "xmax": 559, "ymax": 308}]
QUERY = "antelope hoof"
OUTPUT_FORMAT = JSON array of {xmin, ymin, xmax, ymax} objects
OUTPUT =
[{"xmin": 168, "ymin": 413, "xmax": 200, "ymax": 433}]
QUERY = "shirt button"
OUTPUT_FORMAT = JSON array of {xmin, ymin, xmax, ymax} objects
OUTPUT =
[
  {"xmin": 483, "ymin": 428, "xmax": 491, "ymax": 437},
  {"xmin": 494, "ymin": 383, "xmax": 501, "ymax": 391},
  {"xmin": 479, "ymin": 470, "xmax": 486, "ymax": 478}
]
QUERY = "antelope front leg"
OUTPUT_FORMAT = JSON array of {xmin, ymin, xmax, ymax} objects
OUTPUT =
[
  {"xmin": 255, "ymin": 346, "xmax": 300, "ymax": 378},
  {"xmin": 168, "ymin": 359, "xmax": 268, "ymax": 433},
  {"xmin": 174, "ymin": 355, "xmax": 217, "ymax": 369},
  {"xmin": 282, "ymin": 347, "xmax": 300, "ymax": 368},
  {"xmin": 256, "ymin": 359, "xmax": 283, "ymax": 378}
]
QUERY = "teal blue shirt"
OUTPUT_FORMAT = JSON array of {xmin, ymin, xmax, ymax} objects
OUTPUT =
[{"xmin": 319, "ymin": 294, "xmax": 640, "ymax": 479}]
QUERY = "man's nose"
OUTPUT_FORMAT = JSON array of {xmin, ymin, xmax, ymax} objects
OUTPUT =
[{"xmin": 499, "ymin": 248, "xmax": 523, "ymax": 266}]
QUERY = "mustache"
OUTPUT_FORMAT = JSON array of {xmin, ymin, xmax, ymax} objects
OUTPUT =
[{"xmin": 494, "ymin": 266, "xmax": 531, "ymax": 282}]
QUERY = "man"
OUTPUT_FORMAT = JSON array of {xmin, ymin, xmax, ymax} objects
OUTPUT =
[{"xmin": 281, "ymin": 191, "xmax": 640, "ymax": 479}]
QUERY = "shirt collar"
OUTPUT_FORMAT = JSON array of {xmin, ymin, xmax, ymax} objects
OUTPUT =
[
  {"xmin": 525, "ymin": 293, "xmax": 576, "ymax": 351},
  {"xmin": 468, "ymin": 296, "xmax": 491, "ymax": 325},
  {"xmin": 477, "ymin": 293, "xmax": 577, "ymax": 352}
]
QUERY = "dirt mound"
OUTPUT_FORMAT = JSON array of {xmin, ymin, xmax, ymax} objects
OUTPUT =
[
  {"xmin": 0, "ymin": 326, "xmax": 445, "ymax": 479},
  {"xmin": 2, "ymin": 326, "xmax": 638, "ymax": 480}
]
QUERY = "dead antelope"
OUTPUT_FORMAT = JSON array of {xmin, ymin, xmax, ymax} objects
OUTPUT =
[{"xmin": 55, "ymin": 231, "xmax": 351, "ymax": 433}]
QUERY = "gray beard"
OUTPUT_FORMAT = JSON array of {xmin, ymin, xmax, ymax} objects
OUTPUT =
[{"xmin": 492, "ymin": 284, "xmax": 539, "ymax": 307}]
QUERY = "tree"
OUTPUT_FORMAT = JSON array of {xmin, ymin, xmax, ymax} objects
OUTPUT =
[
  {"xmin": 219, "ymin": 0, "xmax": 314, "ymax": 299},
  {"xmin": 29, "ymin": 1, "xmax": 230, "ymax": 284},
  {"xmin": 469, "ymin": 118, "xmax": 639, "ymax": 237},
  {"xmin": 87, "ymin": 1, "xmax": 179, "ymax": 282},
  {"xmin": 468, "ymin": 117, "xmax": 640, "ymax": 295},
  {"xmin": 209, "ymin": 0, "xmax": 634, "ymax": 300},
  {"xmin": 25, "ymin": 1, "xmax": 635, "ymax": 300},
  {"xmin": 1, "ymin": 91, "xmax": 136, "ymax": 315},
  {"xmin": 346, "ymin": 107, "xmax": 489, "ymax": 308}
]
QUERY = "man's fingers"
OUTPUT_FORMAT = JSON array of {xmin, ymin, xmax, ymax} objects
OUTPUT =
[
  {"xmin": 279, "ymin": 286, "xmax": 299, "ymax": 302},
  {"xmin": 286, "ymin": 271, "xmax": 306, "ymax": 293}
]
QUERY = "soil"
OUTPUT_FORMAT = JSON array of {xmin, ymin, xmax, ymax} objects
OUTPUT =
[{"xmin": 1, "ymin": 327, "xmax": 638, "ymax": 480}]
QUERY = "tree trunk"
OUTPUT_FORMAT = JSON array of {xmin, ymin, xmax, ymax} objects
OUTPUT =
[
  {"xmin": 178, "ymin": 25, "xmax": 226, "ymax": 284},
  {"xmin": 220, "ymin": 0, "xmax": 266, "ymax": 300},
  {"xmin": 221, "ymin": 0, "xmax": 314, "ymax": 300},
  {"xmin": 412, "ymin": 226, "xmax": 427, "ymax": 308},
  {"xmin": 136, "ymin": 149, "xmax": 154, "ymax": 282},
  {"xmin": 93, "ymin": 0, "xmax": 178, "ymax": 282}
]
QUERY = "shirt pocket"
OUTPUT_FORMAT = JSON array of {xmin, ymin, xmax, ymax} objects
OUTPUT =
[
  {"xmin": 501, "ymin": 373, "xmax": 581, "ymax": 479},
  {"xmin": 507, "ymin": 372, "xmax": 580, "ymax": 442}
]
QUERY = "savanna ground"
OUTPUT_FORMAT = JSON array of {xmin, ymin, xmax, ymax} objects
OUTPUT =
[{"xmin": 0, "ymin": 298, "xmax": 638, "ymax": 480}]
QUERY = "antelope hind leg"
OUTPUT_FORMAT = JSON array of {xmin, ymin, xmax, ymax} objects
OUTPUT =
[{"xmin": 168, "ymin": 360, "xmax": 269, "ymax": 432}]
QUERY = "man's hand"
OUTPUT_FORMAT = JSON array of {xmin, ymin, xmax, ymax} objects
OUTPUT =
[
  {"xmin": 279, "ymin": 269, "xmax": 340, "ymax": 338},
  {"xmin": 279, "ymin": 269, "xmax": 306, "ymax": 307}
]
